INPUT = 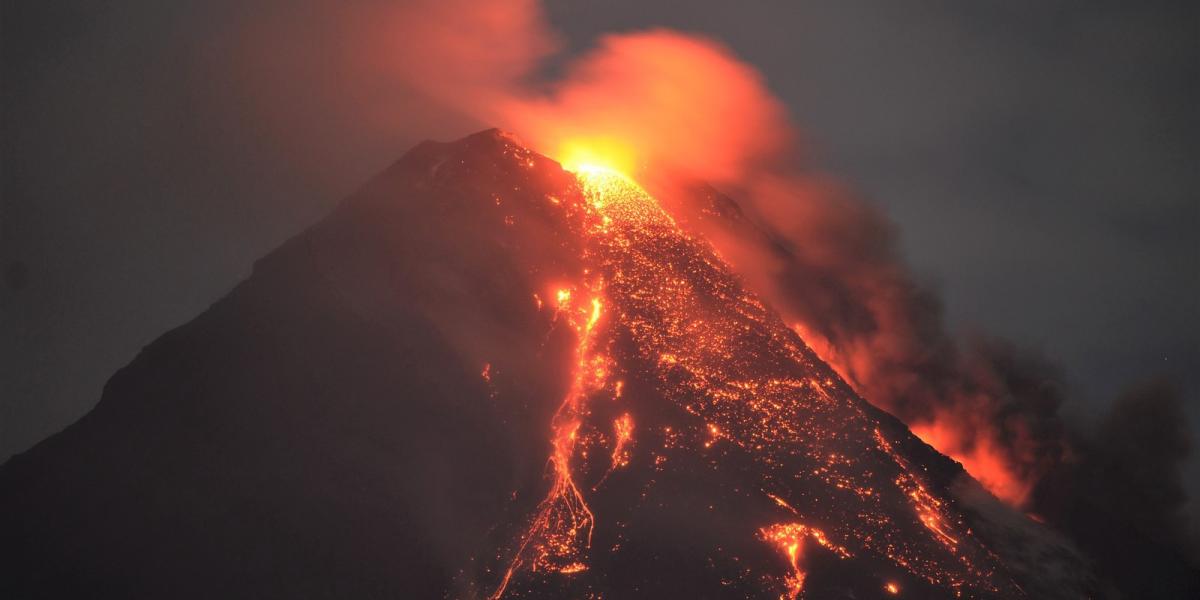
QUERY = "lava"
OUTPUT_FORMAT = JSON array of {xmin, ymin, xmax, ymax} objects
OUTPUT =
[
  {"xmin": 484, "ymin": 145, "xmax": 1022, "ymax": 598},
  {"xmin": 595, "ymin": 413, "xmax": 634, "ymax": 487},
  {"xmin": 758, "ymin": 523, "xmax": 811, "ymax": 600},
  {"xmin": 488, "ymin": 284, "xmax": 609, "ymax": 600}
]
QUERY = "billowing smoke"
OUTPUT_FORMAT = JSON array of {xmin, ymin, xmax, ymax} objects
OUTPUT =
[
  {"xmin": 672, "ymin": 169, "xmax": 1070, "ymax": 508},
  {"xmin": 1034, "ymin": 381, "xmax": 1198, "ymax": 596},
  {"xmin": 229, "ymin": 0, "xmax": 792, "ymax": 185},
  {"xmin": 222, "ymin": 0, "xmax": 1194, "ymax": 591},
  {"xmin": 362, "ymin": 0, "xmax": 792, "ymax": 181}
]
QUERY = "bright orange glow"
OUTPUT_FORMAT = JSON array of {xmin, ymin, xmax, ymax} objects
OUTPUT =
[
  {"xmin": 367, "ymin": 0, "xmax": 791, "ymax": 181},
  {"xmin": 789, "ymin": 323, "xmax": 851, "ymax": 384},
  {"xmin": 759, "ymin": 523, "xmax": 810, "ymax": 600},
  {"xmin": 909, "ymin": 419, "xmax": 1032, "ymax": 508},
  {"xmin": 758, "ymin": 522, "xmax": 850, "ymax": 599},
  {"xmin": 794, "ymin": 317, "xmax": 1035, "ymax": 509},
  {"xmin": 557, "ymin": 138, "xmax": 638, "ymax": 176},
  {"xmin": 507, "ymin": 32, "xmax": 791, "ymax": 184},
  {"xmin": 587, "ymin": 297, "xmax": 602, "ymax": 330},
  {"xmin": 558, "ymin": 562, "xmax": 587, "ymax": 574},
  {"xmin": 885, "ymin": 581, "xmax": 900, "ymax": 594}
]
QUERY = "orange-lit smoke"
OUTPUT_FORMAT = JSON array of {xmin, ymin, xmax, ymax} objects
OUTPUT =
[
  {"xmin": 503, "ymin": 31, "xmax": 792, "ymax": 182},
  {"xmin": 910, "ymin": 418, "xmax": 1033, "ymax": 507},
  {"xmin": 696, "ymin": 171, "xmax": 1067, "ymax": 510},
  {"xmin": 362, "ymin": 0, "xmax": 790, "ymax": 181}
]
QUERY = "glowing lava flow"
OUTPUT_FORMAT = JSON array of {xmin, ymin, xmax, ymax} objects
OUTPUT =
[
  {"xmin": 488, "ymin": 166, "xmax": 641, "ymax": 599},
  {"xmin": 758, "ymin": 523, "xmax": 850, "ymax": 600},
  {"xmin": 488, "ymin": 288, "xmax": 609, "ymax": 600},
  {"xmin": 486, "ymin": 154, "xmax": 1022, "ymax": 598}
]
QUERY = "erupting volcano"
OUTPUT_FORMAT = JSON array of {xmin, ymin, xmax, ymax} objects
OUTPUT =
[{"xmin": 1, "ymin": 131, "xmax": 1094, "ymax": 599}]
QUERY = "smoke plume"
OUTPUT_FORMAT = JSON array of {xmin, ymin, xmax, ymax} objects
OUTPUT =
[{"xmin": 1034, "ymin": 381, "xmax": 1199, "ymax": 596}]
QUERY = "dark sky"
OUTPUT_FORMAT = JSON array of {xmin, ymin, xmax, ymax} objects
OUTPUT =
[{"xmin": 2, "ymin": 0, "xmax": 1197, "ymax": 501}]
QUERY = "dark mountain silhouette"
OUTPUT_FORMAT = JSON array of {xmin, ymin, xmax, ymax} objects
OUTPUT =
[{"xmin": 2, "ymin": 130, "xmax": 1094, "ymax": 598}]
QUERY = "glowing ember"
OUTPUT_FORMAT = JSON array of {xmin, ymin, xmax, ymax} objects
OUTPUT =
[{"xmin": 609, "ymin": 413, "xmax": 634, "ymax": 470}]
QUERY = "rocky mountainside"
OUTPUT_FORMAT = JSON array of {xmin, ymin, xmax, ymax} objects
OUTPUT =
[{"xmin": 1, "ymin": 130, "xmax": 1093, "ymax": 599}]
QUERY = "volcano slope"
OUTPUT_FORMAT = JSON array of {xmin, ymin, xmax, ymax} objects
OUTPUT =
[{"xmin": 1, "ymin": 130, "xmax": 1092, "ymax": 599}]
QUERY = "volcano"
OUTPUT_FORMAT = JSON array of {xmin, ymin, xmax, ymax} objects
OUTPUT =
[{"xmin": 1, "ymin": 131, "xmax": 1094, "ymax": 598}]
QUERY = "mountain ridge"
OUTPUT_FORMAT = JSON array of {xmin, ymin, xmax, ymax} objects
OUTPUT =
[{"xmin": 1, "ymin": 129, "xmax": 1092, "ymax": 598}]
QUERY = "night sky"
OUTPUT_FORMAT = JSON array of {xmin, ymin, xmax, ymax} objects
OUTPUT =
[{"xmin": 2, "ymin": 0, "xmax": 1197, "ymax": 509}]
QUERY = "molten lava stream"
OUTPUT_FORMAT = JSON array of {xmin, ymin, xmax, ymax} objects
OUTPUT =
[{"xmin": 489, "ymin": 288, "xmax": 610, "ymax": 599}]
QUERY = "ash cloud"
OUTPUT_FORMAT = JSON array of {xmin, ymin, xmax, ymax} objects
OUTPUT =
[{"xmin": 1034, "ymin": 381, "xmax": 1199, "ymax": 596}]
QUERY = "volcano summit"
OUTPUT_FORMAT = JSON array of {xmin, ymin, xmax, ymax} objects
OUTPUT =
[{"xmin": 1, "ymin": 131, "xmax": 1093, "ymax": 598}]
